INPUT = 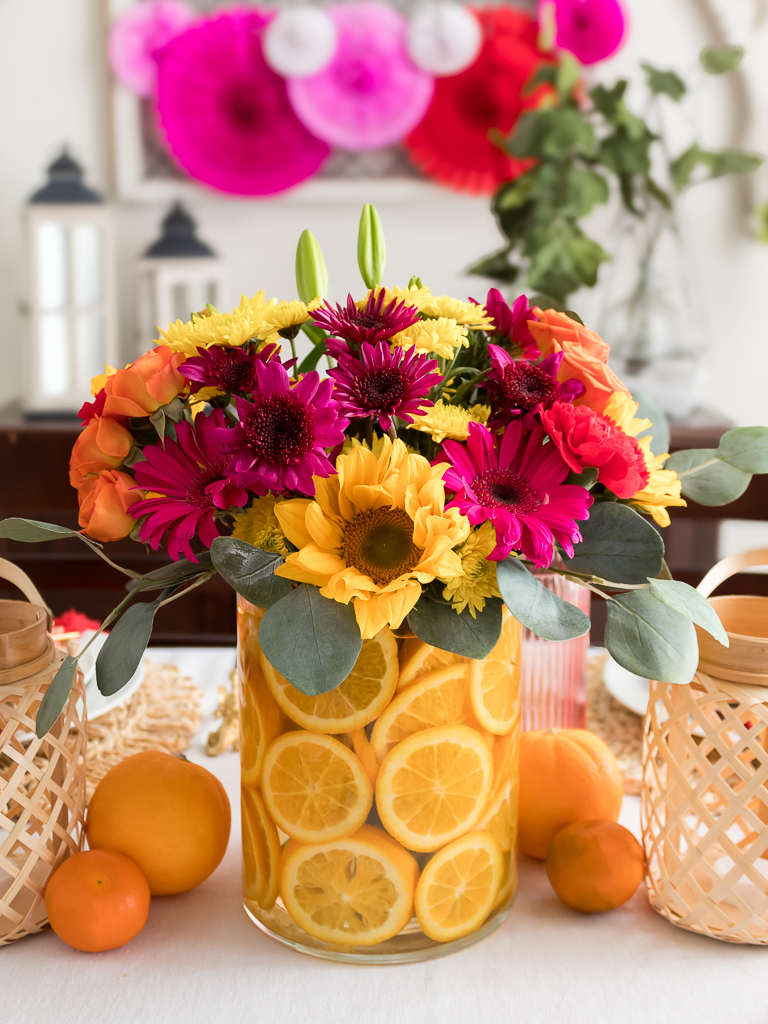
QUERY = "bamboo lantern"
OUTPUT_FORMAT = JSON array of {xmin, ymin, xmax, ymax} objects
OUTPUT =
[
  {"xmin": 0, "ymin": 559, "xmax": 87, "ymax": 944},
  {"xmin": 642, "ymin": 549, "xmax": 768, "ymax": 944}
]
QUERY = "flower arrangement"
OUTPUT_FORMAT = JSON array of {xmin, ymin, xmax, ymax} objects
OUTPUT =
[{"xmin": 5, "ymin": 205, "xmax": 768, "ymax": 736}]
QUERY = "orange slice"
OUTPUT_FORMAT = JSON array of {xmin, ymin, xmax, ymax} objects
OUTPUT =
[
  {"xmin": 370, "ymin": 664, "xmax": 476, "ymax": 762},
  {"xmin": 279, "ymin": 825, "xmax": 419, "ymax": 946},
  {"xmin": 261, "ymin": 628, "xmax": 398, "ymax": 733},
  {"xmin": 240, "ymin": 649, "xmax": 283, "ymax": 787},
  {"xmin": 477, "ymin": 777, "xmax": 518, "ymax": 853},
  {"xmin": 468, "ymin": 612, "xmax": 522, "ymax": 735},
  {"xmin": 414, "ymin": 831, "xmax": 503, "ymax": 942},
  {"xmin": 261, "ymin": 731, "xmax": 372, "ymax": 843},
  {"xmin": 397, "ymin": 639, "xmax": 467, "ymax": 691},
  {"xmin": 375, "ymin": 725, "xmax": 494, "ymax": 853},
  {"xmin": 351, "ymin": 728, "xmax": 380, "ymax": 787},
  {"xmin": 241, "ymin": 786, "xmax": 280, "ymax": 909}
]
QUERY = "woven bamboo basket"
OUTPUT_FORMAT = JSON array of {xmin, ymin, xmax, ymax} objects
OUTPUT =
[
  {"xmin": 0, "ymin": 558, "xmax": 87, "ymax": 945},
  {"xmin": 642, "ymin": 548, "xmax": 768, "ymax": 944}
]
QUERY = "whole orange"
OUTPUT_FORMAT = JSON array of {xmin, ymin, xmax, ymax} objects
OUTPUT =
[
  {"xmin": 545, "ymin": 819, "xmax": 645, "ymax": 913},
  {"xmin": 86, "ymin": 751, "xmax": 231, "ymax": 895},
  {"xmin": 519, "ymin": 728, "xmax": 623, "ymax": 858},
  {"xmin": 44, "ymin": 849, "xmax": 150, "ymax": 952}
]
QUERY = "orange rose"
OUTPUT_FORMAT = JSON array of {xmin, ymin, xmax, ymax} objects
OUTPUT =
[
  {"xmin": 528, "ymin": 308, "xmax": 630, "ymax": 415},
  {"xmin": 102, "ymin": 346, "xmax": 186, "ymax": 419},
  {"xmin": 69, "ymin": 415, "xmax": 133, "ymax": 489},
  {"xmin": 77, "ymin": 470, "xmax": 139, "ymax": 542}
]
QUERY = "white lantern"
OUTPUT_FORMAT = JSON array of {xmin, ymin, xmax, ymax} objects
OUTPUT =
[
  {"xmin": 23, "ymin": 151, "xmax": 118, "ymax": 416},
  {"xmin": 407, "ymin": 3, "xmax": 483, "ymax": 77},
  {"xmin": 137, "ymin": 203, "xmax": 225, "ymax": 354}
]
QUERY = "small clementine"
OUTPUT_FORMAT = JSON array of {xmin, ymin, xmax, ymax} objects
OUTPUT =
[
  {"xmin": 519, "ymin": 728, "xmax": 623, "ymax": 858},
  {"xmin": 86, "ymin": 751, "xmax": 231, "ymax": 895},
  {"xmin": 545, "ymin": 820, "xmax": 645, "ymax": 913},
  {"xmin": 44, "ymin": 849, "xmax": 150, "ymax": 952}
]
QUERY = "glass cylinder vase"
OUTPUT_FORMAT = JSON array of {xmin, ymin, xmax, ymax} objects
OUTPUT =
[{"xmin": 237, "ymin": 596, "xmax": 521, "ymax": 963}]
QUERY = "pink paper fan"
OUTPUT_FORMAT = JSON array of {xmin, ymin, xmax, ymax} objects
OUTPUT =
[
  {"xmin": 287, "ymin": 2, "xmax": 434, "ymax": 151},
  {"xmin": 155, "ymin": 9, "xmax": 330, "ymax": 196},
  {"xmin": 108, "ymin": 0, "xmax": 196, "ymax": 96},
  {"xmin": 549, "ymin": 0, "xmax": 628, "ymax": 65}
]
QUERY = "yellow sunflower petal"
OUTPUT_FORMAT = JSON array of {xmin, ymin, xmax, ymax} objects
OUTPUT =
[{"xmin": 274, "ymin": 499, "xmax": 313, "ymax": 549}]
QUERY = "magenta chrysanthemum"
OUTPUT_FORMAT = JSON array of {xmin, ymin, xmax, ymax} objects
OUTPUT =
[
  {"xmin": 484, "ymin": 345, "xmax": 584, "ymax": 426},
  {"xmin": 130, "ymin": 408, "xmax": 247, "ymax": 562},
  {"xmin": 327, "ymin": 340, "xmax": 441, "ymax": 431},
  {"xmin": 211, "ymin": 360, "xmax": 348, "ymax": 494},
  {"xmin": 179, "ymin": 342, "xmax": 281, "ymax": 396},
  {"xmin": 312, "ymin": 291, "xmax": 420, "ymax": 358},
  {"xmin": 440, "ymin": 421, "xmax": 593, "ymax": 566}
]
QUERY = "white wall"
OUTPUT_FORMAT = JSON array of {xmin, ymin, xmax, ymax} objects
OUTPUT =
[{"xmin": 2, "ymin": 0, "xmax": 767, "ymax": 424}]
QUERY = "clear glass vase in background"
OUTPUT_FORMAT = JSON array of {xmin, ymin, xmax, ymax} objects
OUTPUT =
[
  {"xmin": 520, "ymin": 575, "xmax": 590, "ymax": 732},
  {"xmin": 237, "ymin": 596, "xmax": 521, "ymax": 963}
]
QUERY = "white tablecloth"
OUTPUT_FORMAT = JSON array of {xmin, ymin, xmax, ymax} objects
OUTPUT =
[{"xmin": 4, "ymin": 648, "xmax": 768, "ymax": 1024}]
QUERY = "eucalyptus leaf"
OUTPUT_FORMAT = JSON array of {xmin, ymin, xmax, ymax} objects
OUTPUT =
[
  {"xmin": 128, "ymin": 552, "xmax": 214, "ymax": 591},
  {"xmin": 96, "ymin": 600, "xmax": 159, "ymax": 696},
  {"xmin": 239, "ymin": 572, "xmax": 292, "ymax": 609},
  {"xmin": 408, "ymin": 596, "xmax": 503, "ymax": 659},
  {"xmin": 562, "ymin": 503, "xmax": 664, "ymax": 584},
  {"xmin": 0, "ymin": 518, "xmax": 94, "ymax": 544},
  {"xmin": 259, "ymin": 585, "xmax": 362, "ymax": 696},
  {"xmin": 36, "ymin": 656, "xmax": 79, "ymax": 738},
  {"xmin": 210, "ymin": 537, "xmax": 283, "ymax": 603},
  {"xmin": 150, "ymin": 408, "xmax": 166, "ymax": 445},
  {"xmin": 666, "ymin": 449, "xmax": 751, "ymax": 505},
  {"xmin": 648, "ymin": 578, "xmax": 729, "ymax": 647},
  {"xmin": 700, "ymin": 44, "xmax": 744, "ymax": 74},
  {"xmin": 496, "ymin": 558, "xmax": 590, "ymax": 641},
  {"xmin": 715, "ymin": 426, "xmax": 768, "ymax": 473},
  {"xmin": 605, "ymin": 590, "xmax": 698, "ymax": 685}
]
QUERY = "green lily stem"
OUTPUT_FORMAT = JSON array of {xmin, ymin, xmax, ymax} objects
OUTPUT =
[{"xmin": 449, "ymin": 370, "xmax": 490, "ymax": 406}]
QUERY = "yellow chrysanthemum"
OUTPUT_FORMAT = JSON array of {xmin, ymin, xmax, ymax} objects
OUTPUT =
[
  {"xmin": 409, "ymin": 400, "xmax": 491, "ymax": 443},
  {"xmin": 392, "ymin": 317, "xmax": 469, "ymax": 359},
  {"xmin": 261, "ymin": 299, "xmax": 311, "ymax": 336},
  {"xmin": 363, "ymin": 284, "xmax": 434, "ymax": 313},
  {"xmin": 603, "ymin": 391, "xmax": 686, "ymax": 527},
  {"xmin": 274, "ymin": 437, "xmax": 470, "ymax": 639},
  {"xmin": 418, "ymin": 295, "xmax": 493, "ymax": 329},
  {"xmin": 441, "ymin": 522, "xmax": 501, "ymax": 617},
  {"xmin": 231, "ymin": 497, "xmax": 288, "ymax": 556},
  {"xmin": 157, "ymin": 292, "xmax": 279, "ymax": 356}
]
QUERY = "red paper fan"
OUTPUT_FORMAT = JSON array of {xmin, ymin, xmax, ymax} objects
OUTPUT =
[
  {"xmin": 404, "ymin": 7, "xmax": 549, "ymax": 195},
  {"xmin": 155, "ymin": 9, "xmax": 330, "ymax": 196}
]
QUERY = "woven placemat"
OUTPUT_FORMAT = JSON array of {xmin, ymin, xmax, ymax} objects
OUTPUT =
[{"xmin": 586, "ymin": 650, "xmax": 643, "ymax": 796}]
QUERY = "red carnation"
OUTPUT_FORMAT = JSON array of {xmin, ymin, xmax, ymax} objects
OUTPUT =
[{"xmin": 541, "ymin": 402, "xmax": 649, "ymax": 499}]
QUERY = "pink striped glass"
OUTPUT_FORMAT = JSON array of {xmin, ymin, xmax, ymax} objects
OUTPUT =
[{"xmin": 521, "ymin": 574, "xmax": 590, "ymax": 731}]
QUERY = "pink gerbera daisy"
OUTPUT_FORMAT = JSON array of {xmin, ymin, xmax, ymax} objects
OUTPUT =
[
  {"xmin": 471, "ymin": 289, "xmax": 539, "ymax": 360},
  {"xmin": 211, "ymin": 360, "xmax": 348, "ymax": 494},
  {"xmin": 179, "ymin": 342, "xmax": 281, "ymax": 396},
  {"xmin": 440, "ymin": 421, "xmax": 593, "ymax": 566},
  {"xmin": 327, "ymin": 339, "xmax": 441, "ymax": 431},
  {"xmin": 312, "ymin": 291, "xmax": 420, "ymax": 358},
  {"xmin": 130, "ymin": 408, "xmax": 247, "ymax": 562},
  {"xmin": 484, "ymin": 345, "xmax": 584, "ymax": 427}
]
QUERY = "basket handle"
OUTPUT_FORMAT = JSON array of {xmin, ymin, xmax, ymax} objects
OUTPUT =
[
  {"xmin": 0, "ymin": 557, "xmax": 52, "ymax": 628},
  {"xmin": 697, "ymin": 548, "xmax": 768, "ymax": 598}
]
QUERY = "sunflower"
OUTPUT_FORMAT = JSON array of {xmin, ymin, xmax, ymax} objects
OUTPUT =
[
  {"xmin": 409, "ymin": 400, "xmax": 490, "ymax": 443},
  {"xmin": 231, "ymin": 496, "xmax": 288, "ymax": 555},
  {"xmin": 418, "ymin": 295, "xmax": 493, "ymax": 329},
  {"xmin": 158, "ymin": 292, "xmax": 278, "ymax": 356},
  {"xmin": 441, "ymin": 522, "xmax": 501, "ymax": 617},
  {"xmin": 274, "ymin": 437, "xmax": 470, "ymax": 638},
  {"xmin": 392, "ymin": 317, "xmax": 469, "ymax": 359}
]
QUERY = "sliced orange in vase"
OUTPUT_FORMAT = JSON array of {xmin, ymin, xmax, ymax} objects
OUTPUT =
[
  {"xmin": 468, "ymin": 612, "xmax": 522, "ymax": 735},
  {"xmin": 241, "ymin": 786, "xmax": 281, "ymax": 909}
]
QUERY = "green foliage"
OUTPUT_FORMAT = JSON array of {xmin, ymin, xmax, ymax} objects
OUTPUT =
[
  {"xmin": 672, "ymin": 143, "xmax": 763, "ymax": 192},
  {"xmin": 96, "ymin": 599, "xmax": 161, "ymax": 696},
  {"xmin": 642, "ymin": 62, "xmax": 686, "ymax": 101},
  {"xmin": 36, "ymin": 656, "xmax": 79, "ymax": 738},
  {"xmin": 562, "ymin": 502, "xmax": 664, "ymax": 584},
  {"xmin": 209, "ymin": 537, "xmax": 288, "ymax": 606},
  {"xmin": 647, "ymin": 579, "xmax": 729, "ymax": 646},
  {"xmin": 700, "ymin": 45, "xmax": 744, "ymax": 74},
  {"xmin": 496, "ymin": 557, "xmax": 590, "ymax": 641},
  {"xmin": 297, "ymin": 340, "xmax": 328, "ymax": 374},
  {"xmin": 667, "ymin": 449, "xmax": 751, "ymax": 505},
  {"xmin": 408, "ymin": 596, "xmax": 503, "ymax": 659},
  {"xmin": 604, "ymin": 590, "xmax": 698, "ymax": 685},
  {"xmin": 295, "ymin": 228, "xmax": 328, "ymax": 305},
  {"xmin": 357, "ymin": 203, "xmax": 386, "ymax": 290},
  {"xmin": 715, "ymin": 426, "xmax": 768, "ymax": 473},
  {"xmin": 0, "ymin": 518, "xmax": 94, "ymax": 544}
]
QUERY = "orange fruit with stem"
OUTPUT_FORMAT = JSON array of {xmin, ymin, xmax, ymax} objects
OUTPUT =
[
  {"xmin": 44, "ymin": 850, "xmax": 150, "ymax": 952},
  {"xmin": 545, "ymin": 820, "xmax": 645, "ymax": 913}
]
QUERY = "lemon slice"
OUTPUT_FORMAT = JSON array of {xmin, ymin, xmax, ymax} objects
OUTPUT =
[
  {"xmin": 375, "ymin": 725, "xmax": 494, "ymax": 853},
  {"xmin": 370, "ymin": 664, "xmax": 475, "ymax": 762},
  {"xmin": 240, "ymin": 644, "xmax": 284, "ymax": 787},
  {"xmin": 279, "ymin": 824, "xmax": 419, "ymax": 946},
  {"xmin": 398, "ymin": 639, "xmax": 467, "ymax": 691},
  {"xmin": 261, "ymin": 628, "xmax": 398, "ymax": 733},
  {"xmin": 351, "ymin": 728, "xmax": 380, "ymax": 787},
  {"xmin": 261, "ymin": 731, "xmax": 372, "ymax": 843},
  {"xmin": 241, "ymin": 786, "xmax": 281, "ymax": 909},
  {"xmin": 415, "ymin": 831, "xmax": 503, "ymax": 942},
  {"xmin": 468, "ymin": 612, "xmax": 522, "ymax": 735}
]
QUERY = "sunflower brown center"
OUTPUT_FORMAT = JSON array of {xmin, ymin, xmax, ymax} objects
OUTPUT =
[
  {"xmin": 341, "ymin": 507, "xmax": 424, "ymax": 588},
  {"xmin": 473, "ymin": 469, "xmax": 540, "ymax": 514},
  {"xmin": 502, "ymin": 362, "xmax": 557, "ymax": 410},
  {"xmin": 243, "ymin": 391, "xmax": 315, "ymax": 463}
]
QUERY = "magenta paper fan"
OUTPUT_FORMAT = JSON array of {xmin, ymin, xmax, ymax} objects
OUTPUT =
[
  {"xmin": 108, "ymin": 0, "xmax": 196, "ymax": 97},
  {"xmin": 287, "ymin": 2, "xmax": 434, "ymax": 151},
  {"xmin": 155, "ymin": 9, "xmax": 330, "ymax": 195},
  {"xmin": 549, "ymin": 0, "xmax": 628, "ymax": 65}
]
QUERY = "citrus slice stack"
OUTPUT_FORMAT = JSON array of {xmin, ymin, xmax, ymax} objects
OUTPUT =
[
  {"xmin": 241, "ymin": 786, "xmax": 281, "ymax": 909},
  {"xmin": 261, "ymin": 628, "xmax": 398, "ymax": 733},
  {"xmin": 351, "ymin": 728, "xmax": 380, "ymax": 787},
  {"xmin": 370, "ymin": 664, "xmax": 476, "ymax": 761},
  {"xmin": 477, "ymin": 777, "xmax": 518, "ymax": 853},
  {"xmin": 375, "ymin": 725, "xmax": 494, "ymax": 852},
  {"xmin": 468, "ymin": 612, "xmax": 522, "ymax": 735},
  {"xmin": 279, "ymin": 825, "xmax": 419, "ymax": 946},
  {"xmin": 398, "ymin": 639, "xmax": 467, "ymax": 691},
  {"xmin": 240, "ymin": 657, "xmax": 284, "ymax": 787},
  {"xmin": 261, "ymin": 732, "xmax": 372, "ymax": 843},
  {"xmin": 415, "ymin": 831, "xmax": 503, "ymax": 942}
]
